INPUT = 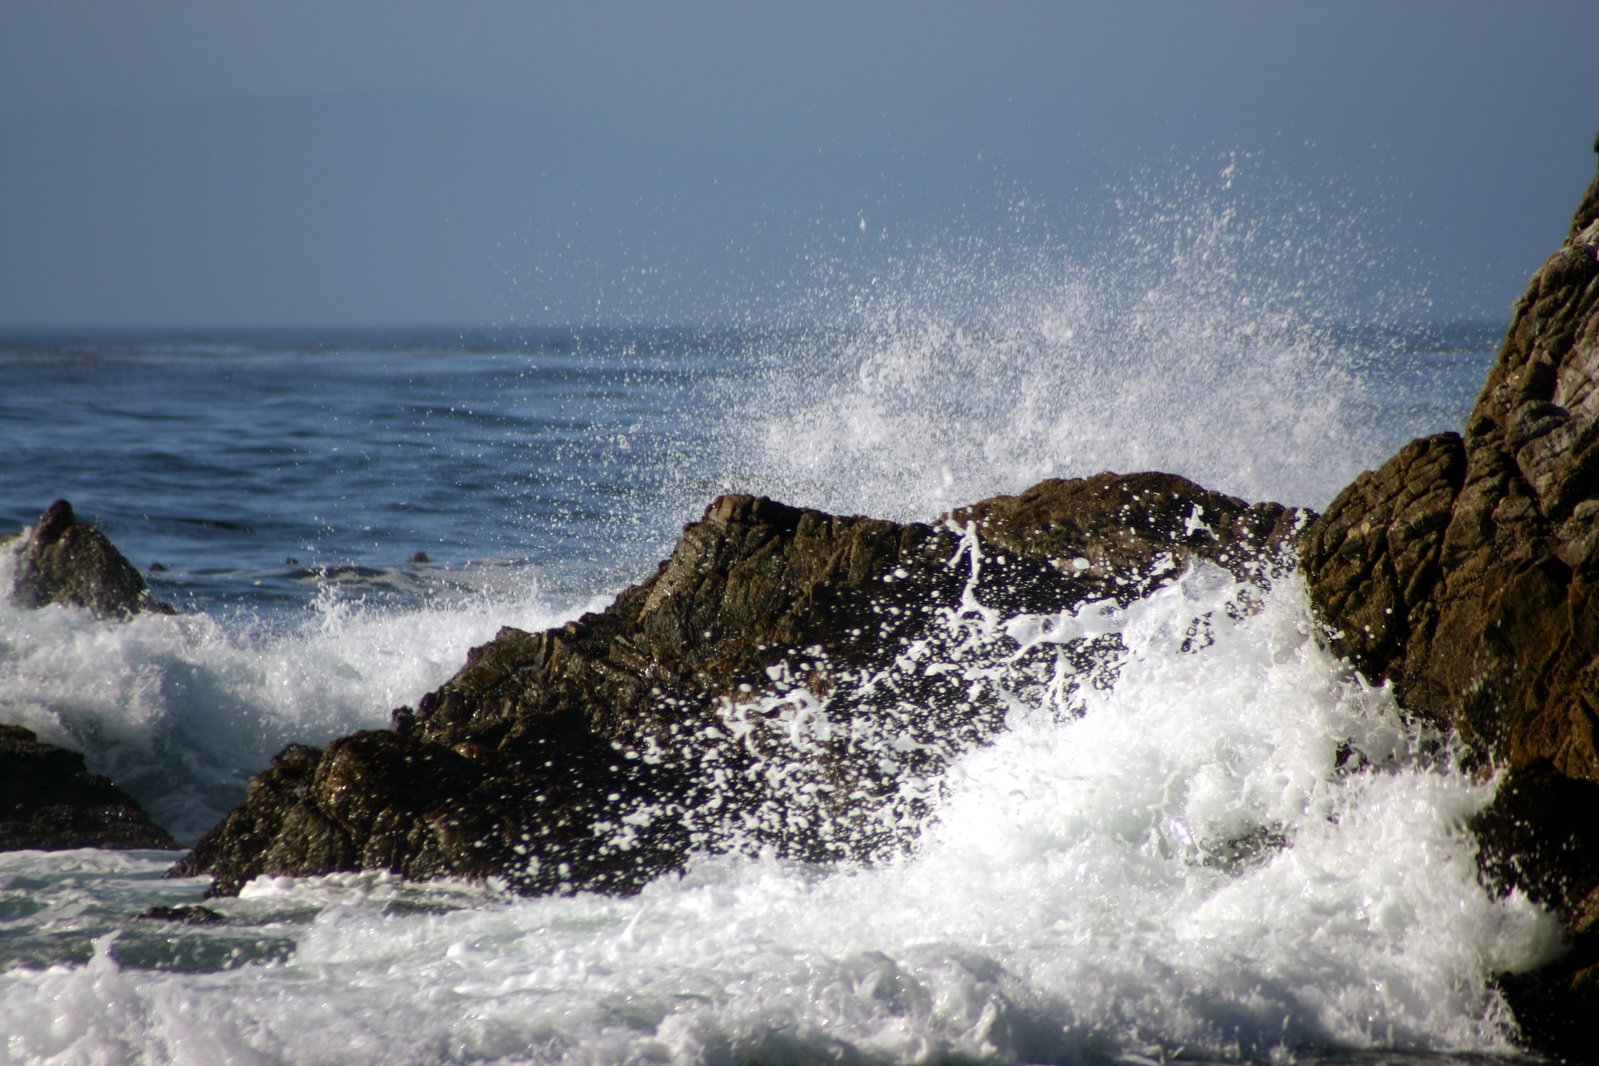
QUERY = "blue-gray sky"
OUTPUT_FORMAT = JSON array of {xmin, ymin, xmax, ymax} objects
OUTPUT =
[{"xmin": 1, "ymin": 2, "xmax": 1595, "ymax": 328}]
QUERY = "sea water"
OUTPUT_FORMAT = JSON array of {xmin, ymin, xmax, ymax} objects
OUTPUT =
[{"xmin": 0, "ymin": 194, "xmax": 1564, "ymax": 1062}]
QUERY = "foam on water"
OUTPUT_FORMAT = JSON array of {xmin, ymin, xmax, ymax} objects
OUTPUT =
[
  {"xmin": 0, "ymin": 572, "xmax": 1562, "ymax": 1063},
  {"xmin": 0, "ymin": 546, "xmax": 598, "ymax": 842}
]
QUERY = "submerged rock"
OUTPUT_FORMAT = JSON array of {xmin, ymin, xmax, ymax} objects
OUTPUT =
[
  {"xmin": 1303, "ymin": 165, "xmax": 1599, "ymax": 1057},
  {"xmin": 176, "ymin": 473, "xmax": 1299, "ymax": 898},
  {"xmin": 5, "ymin": 500, "xmax": 166, "ymax": 618},
  {"xmin": 136, "ymin": 904, "xmax": 226, "ymax": 925},
  {"xmin": 0, "ymin": 724, "xmax": 179, "ymax": 852}
]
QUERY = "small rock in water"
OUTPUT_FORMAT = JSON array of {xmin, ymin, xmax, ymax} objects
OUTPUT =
[
  {"xmin": 6, "ymin": 499, "xmax": 167, "ymax": 618},
  {"xmin": 136, "ymin": 904, "xmax": 226, "ymax": 925}
]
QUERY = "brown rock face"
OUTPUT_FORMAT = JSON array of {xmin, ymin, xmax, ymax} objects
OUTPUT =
[
  {"xmin": 177, "ymin": 473, "xmax": 1298, "ymax": 899},
  {"xmin": 1302, "ymin": 169, "xmax": 1599, "ymax": 1057},
  {"xmin": 1304, "ymin": 172, "xmax": 1599, "ymax": 774},
  {"xmin": 0, "ymin": 724, "xmax": 179, "ymax": 852}
]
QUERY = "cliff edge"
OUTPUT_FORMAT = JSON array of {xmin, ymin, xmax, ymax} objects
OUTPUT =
[{"xmin": 1302, "ymin": 165, "xmax": 1599, "ymax": 1058}]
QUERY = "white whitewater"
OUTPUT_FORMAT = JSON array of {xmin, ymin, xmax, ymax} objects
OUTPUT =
[
  {"xmin": 0, "ymin": 549, "xmax": 601, "ymax": 844},
  {"xmin": 0, "ymin": 564, "xmax": 1563, "ymax": 1063}
]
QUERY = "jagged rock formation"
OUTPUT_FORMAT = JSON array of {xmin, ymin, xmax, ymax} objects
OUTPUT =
[
  {"xmin": 176, "ymin": 474, "xmax": 1299, "ymax": 897},
  {"xmin": 1303, "ymin": 171, "xmax": 1599, "ymax": 772},
  {"xmin": 1302, "ymin": 168, "xmax": 1599, "ymax": 1058},
  {"xmin": 5, "ymin": 500, "xmax": 165, "ymax": 618},
  {"xmin": 0, "ymin": 724, "xmax": 179, "ymax": 851}
]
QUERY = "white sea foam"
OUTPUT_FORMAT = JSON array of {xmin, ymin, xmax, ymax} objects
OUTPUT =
[
  {"xmin": 0, "ymin": 571, "xmax": 1562, "ymax": 1063},
  {"xmin": 0, "ymin": 563, "xmax": 597, "ymax": 842}
]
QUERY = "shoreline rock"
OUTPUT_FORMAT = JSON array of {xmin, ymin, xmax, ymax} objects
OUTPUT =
[
  {"xmin": 0, "ymin": 724, "xmax": 179, "ymax": 852},
  {"xmin": 1302, "ymin": 167, "xmax": 1599, "ymax": 1058},
  {"xmin": 173, "ymin": 474, "xmax": 1300, "ymax": 897},
  {"xmin": 5, "ymin": 500, "xmax": 167, "ymax": 618},
  {"xmin": 1302, "ymin": 173, "xmax": 1599, "ymax": 775},
  {"xmin": 1, "ymin": 504, "xmax": 181, "ymax": 852}
]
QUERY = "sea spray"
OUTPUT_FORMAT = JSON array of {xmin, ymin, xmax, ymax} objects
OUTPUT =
[
  {"xmin": 706, "ymin": 157, "xmax": 1464, "ymax": 523},
  {"xmin": 0, "ymin": 562, "xmax": 600, "ymax": 842},
  {"xmin": 0, "ymin": 568, "xmax": 1560, "ymax": 1063}
]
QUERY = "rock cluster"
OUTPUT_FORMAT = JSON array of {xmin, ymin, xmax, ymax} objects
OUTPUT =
[
  {"xmin": 174, "ymin": 474, "xmax": 1298, "ymax": 896},
  {"xmin": 1301, "ymin": 169, "xmax": 1599, "ymax": 1058},
  {"xmin": 0, "ymin": 724, "xmax": 178, "ymax": 851}
]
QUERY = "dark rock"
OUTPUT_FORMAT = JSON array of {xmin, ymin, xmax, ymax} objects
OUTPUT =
[
  {"xmin": 949, "ymin": 471, "xmax": 1303, "ymax": 599},
  {"xmin": 1471, "ymin": 760, "xmax": 1599, "ymax": 924},
  {"xmin": 178, "ymin": 474, "xmax": 1298, "ymax": 898},
  {"xmin": 6, "ymin": 500, "xmax": 168, "ymax": 618},
  {"xmin": 1470, "ymin": 760, "xmax": 1599, "ymax": 1057},
  {"xmin": 0, "ymin": 724, "xmax": 179, "ymax": 851},
  {"xmin": 137, "ymin": 904, "xmax": 226, "ymax": 925},
  {"xmin": 1302, "ymin": 165, "xmax": 1599, "ymax": 1057},
  {"xmin": 1493, "ymin": 948, "xmax": 1599, "ymax": 1066}
]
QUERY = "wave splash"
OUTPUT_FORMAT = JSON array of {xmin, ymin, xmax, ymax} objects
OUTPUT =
[
  {"xmin": 0, "ymin": 159, "xmax": 1538, "ymax": 1062},
  {"xmin": 711, "ymin": 157, "xmax": 1447, "ymax": 522},
  {"xmin": 0, "ymin": 558, "xmax": 1559, "ymax": 1062},
  {"xmin": 0, "ymin": 547, "xmax": 594, "ymax": 843}
]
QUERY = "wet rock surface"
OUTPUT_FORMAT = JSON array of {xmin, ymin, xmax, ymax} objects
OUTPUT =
[
  {"xmin": 2, "ymin": 505, "xmax": 180, "ymax": 852},
  {"xmin": 5, "ymin": 500, "xmax": 166, "ymax": 618},
  {"xmin": 177, "ymin": 474, "xmax": 1299, "ymax": 898},
  {"xmin": 1303, "ymin": 169, "xmax": 1599, "ymax": 1057},
  {"xmin": 0, "ymin": 724, "xmax": 179, "ymax": 852},
  {"xmin": 1303, "ymin": 172, "xmax": 1599, "ymax": 775}
]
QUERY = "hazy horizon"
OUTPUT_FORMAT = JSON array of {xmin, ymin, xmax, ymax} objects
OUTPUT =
[{"xmin": 3, "ymin": 2, "xmax": 1595, "ymax": 330}]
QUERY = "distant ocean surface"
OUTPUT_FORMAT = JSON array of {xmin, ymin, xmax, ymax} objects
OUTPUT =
[
  {"xmin": 0, "ymin": 312, "xmax": 1563, "ymax": 1063},
  {"xmin": 0, "ymin": 318, "xmax": 1500, "ymax": 616}
]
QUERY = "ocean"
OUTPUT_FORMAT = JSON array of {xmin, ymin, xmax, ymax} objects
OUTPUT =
[{"xmin": 0, "ymin": 271, "xmax": 1563, "ymax": 1059}]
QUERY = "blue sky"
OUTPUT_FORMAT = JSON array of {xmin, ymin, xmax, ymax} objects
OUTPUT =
[{"xmin": 1, "ymin": 2, "xmax": 1594, "ymax": 328}]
